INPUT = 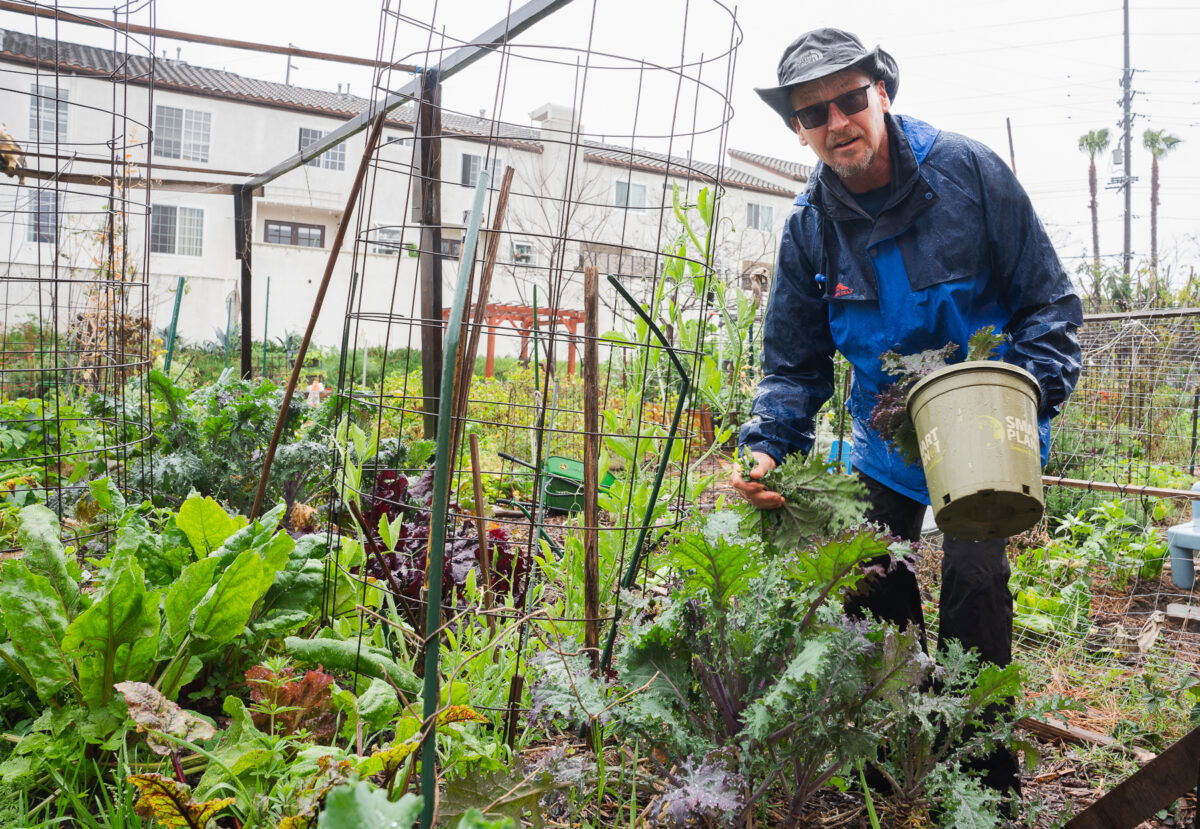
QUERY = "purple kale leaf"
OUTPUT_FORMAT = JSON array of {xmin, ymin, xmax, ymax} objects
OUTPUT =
[{"xmin": 650, "ymin": 753, "xmax": 745, "ymax": 827}]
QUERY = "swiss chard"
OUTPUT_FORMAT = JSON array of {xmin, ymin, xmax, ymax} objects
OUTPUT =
[{"xmin": 0, "ymin": 494, "xmax": 326, "ymax": 786}]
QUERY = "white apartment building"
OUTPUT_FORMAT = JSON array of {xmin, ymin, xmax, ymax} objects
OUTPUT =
[{"xmin": 0, "ymin": 26, "xmax": 806, "ymax": 356}]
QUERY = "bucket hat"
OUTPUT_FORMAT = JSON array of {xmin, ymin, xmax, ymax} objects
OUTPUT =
[{"xmin": 755, "ymin": 28, "xmax": 899, "ymax": 128}]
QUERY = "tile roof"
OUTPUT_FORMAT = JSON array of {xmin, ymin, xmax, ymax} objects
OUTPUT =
[
  {"xmin": 585, "ymin": 144, "xmax": 793, "ymax": 197},
  {"xmin": 0, "ymin": 27, "xmax": 793, "ymax": 195},
  {"xmin": 0, "ymin": 28, "xmax": 369, "ymax": 115},
  {"xmin": 0, "ymin": 26, "xmax": 545, "ymax": 149},
  {"xmin": 728, "ymin": 148, "xmax": 813, "ymax": 183}
]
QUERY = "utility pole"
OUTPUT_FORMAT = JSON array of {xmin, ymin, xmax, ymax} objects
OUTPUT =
[
  {"xmin": 285, "ymin": 43, "xmax": 298, "ymax": 85},
  {"xmin": 1107, "ymin": 0, "xmax": 1138, "ymax": 279},
  {"xmin": 1121, "ymin": 0, "xmax": 1134, "ymax": 278}
]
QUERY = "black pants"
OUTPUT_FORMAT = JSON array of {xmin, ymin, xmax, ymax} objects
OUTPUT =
[{"xmin": 846, "ymin": 472, "xmax": 1021, "ymax": 796}]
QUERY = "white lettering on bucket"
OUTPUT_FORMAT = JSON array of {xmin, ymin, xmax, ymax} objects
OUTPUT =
[
  {"xmin": 1004, "ymin": 414, "xmax": 1037, "ymax": 451},
  {"xmin": 919, "ymin": 426, "xmax": 942, "ymax": 465}
]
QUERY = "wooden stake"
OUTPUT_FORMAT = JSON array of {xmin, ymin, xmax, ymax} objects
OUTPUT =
[
  {"xmin": 1018, "ymin": 716, "xmax": 1155, "ymax": 763},
  {"xmin": 415, "ymin": 70, "xmax": 444, "ymax": 441},
  {"xmin": 582, "ymin": 265, "xmax": 601, "ymax": 671},
  {"xmin": 503, "ymin": 672, "xmax": 525, "ymax": 748},
  {"xmin": 449, "ymin": 166, "xmax": 516, "ymax": 460},
  {"xmin": 468, "ymin": 433, "xmax": 496, "ymax": 636}
]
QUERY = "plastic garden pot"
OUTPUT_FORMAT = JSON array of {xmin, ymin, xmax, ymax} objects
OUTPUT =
[{"xmin": 906, "ymin": 360, "xmax": 1043, "ymax": 540}]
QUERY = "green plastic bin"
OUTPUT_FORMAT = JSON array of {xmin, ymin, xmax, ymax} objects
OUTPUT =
[
  {"xmin": 497, "ymin": 451, "xmax": 616, "ymax": 514},
  {"xmin": 541, "ymin": 455, "xmax": 617, "ymax": 513},
  {"xmin": 906, "ymin": 361, "xmax": 1044, "ymax": 540}
]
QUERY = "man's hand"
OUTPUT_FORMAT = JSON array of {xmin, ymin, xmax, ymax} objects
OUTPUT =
[{"xmin": 730, "ymin": 450, "xmax": 784, "ymax": 510}]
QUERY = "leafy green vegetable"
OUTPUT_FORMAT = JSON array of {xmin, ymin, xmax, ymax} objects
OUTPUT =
[
  {"xmin": 16, "ymin": 504, "xmax": 81, "ymax": 615},
  {"xmin": 666, "ymin": 509, "xmax": 762, "ymax": 604},
  {"xmin": 189, "ymin": 548, "xmax": 283, "ymax": 652},
  {"xmin": 128, "ymin": 773, "xmax": 234, "ymax": 829},
  {"xmin": 315, "ymin": 782, "xmax": 422, "ymax": 829},
  {"xmin": 966, "ymin": 325, "xmax": 1006, "ymax": 361},
  {"xmin": 176, "ymin": 495, "xmax": 242, "ymax": 556},
  {"xmin": 0, "ymin": 495, "xmax": 326, "ymax": 793},
  {"xmin": 62, "ymin": 552, "xmax": 157, "ymax": 707},
  {"xmin": 536, "ymin": 524, "xmax": 925, "ymax": 823},
  {"xmin": 879, "ymin": 341, "xmax": 959, "ymax": 380},
  {"xmin": 0, "ymin": 560, "xmax": 73, "ymax": 701},
  {"xmin": 284, "ymin": 635, "xmax": 420, "ymax": 694},
  {"xmin": 752, "ymin": 451, "xmax": 867, "ymax": 551},
  {"xmin": 115, "ymin": 681, "xmax": 216, "ymax": 755},
  {"xmin": 163, "ymin": 557, "xmax": 220, "ymax": 644}
]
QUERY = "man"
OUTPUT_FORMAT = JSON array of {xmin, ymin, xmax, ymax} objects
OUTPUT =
[{"xmin": 731, "ymin": 28, "xmax": 1083, "ymax": 796}]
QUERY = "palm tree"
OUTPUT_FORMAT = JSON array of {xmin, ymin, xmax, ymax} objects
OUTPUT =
[
  {"xmin": 1077, "ymin": 129, "xmax": 1110, "ymax": 271},
  {"xmin": 1143, "ymin": 128, "xmax": 1182, "ymax": 284},
  {"xmin": 1077, "ymin": 129, "xmax": 1110, "ymax": 307}
]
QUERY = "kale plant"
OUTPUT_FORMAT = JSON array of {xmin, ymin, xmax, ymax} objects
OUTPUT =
[
  {"xmin": 870, "ymin": 325, "xmax": 1006, "ymax": 463},
  {"xmin": 648, "ymin": 752, "xmax": 746, "ymax": 828},
  {"xmin": 531, "ymin": 510, "xmax": 924, "ymax": 827},
  {"xmin": 865, "ymin": 640, "xmax": 1071, "ymax": 827},
  {"xmin": 135, "ymin": 368, "xmax": 324, "ymax": 513}
]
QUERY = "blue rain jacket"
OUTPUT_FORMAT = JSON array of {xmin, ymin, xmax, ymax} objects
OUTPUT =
[{"xmin": 740, "ymin": 113, "xmax": 1083, "ymax": 504}]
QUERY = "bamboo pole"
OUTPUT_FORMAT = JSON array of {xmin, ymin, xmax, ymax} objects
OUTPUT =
[{"xmin": 1041, "ymin": 475, "xmax": 1200, "ymax": 500}]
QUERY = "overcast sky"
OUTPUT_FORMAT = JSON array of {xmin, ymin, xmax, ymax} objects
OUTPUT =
[{"xmin": 4, "ymin": 0, "xmax": 1197, "ymax": 283}]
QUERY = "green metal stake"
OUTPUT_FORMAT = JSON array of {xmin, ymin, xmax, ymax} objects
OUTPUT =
[
  {"xmin": 224, "ymin": 292, "xmax": 235, "ymax": 370},
  {"xmin": 163, "ymin": 276, "xmax": 185, "ymax": 374},
  {"xmin": 420, "ymin": 169, "xmax": 490, "ymax": 829},
  {"xmin": 598, "ymin": 275, "xmax": 691, "ymax": 673},
  {"xmin": 261, "ymin": 275, "xmax": 271, "ymax": 378},
  {"xmin": 531, "ymin": 284, "xmax": 539, "ymax": 393}
]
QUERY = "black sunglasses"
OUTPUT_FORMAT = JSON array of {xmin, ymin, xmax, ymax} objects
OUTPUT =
[{"xmin": 791, "ymin": 84, "xmax": 872, "ymax": 129}]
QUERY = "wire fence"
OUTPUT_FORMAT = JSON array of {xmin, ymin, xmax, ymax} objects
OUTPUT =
[{"xmin": 0, "ymin": 3, "xmax": 154, "ymax": 552}]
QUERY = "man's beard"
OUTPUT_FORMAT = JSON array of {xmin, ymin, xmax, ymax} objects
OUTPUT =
[{"xmin": 825, "ymin": 130, "xmax": 874, "ymax": 179}]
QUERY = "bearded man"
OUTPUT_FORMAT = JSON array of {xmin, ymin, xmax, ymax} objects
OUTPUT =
[{"xmin": 731, "ymin": 28, "xmax": 1083, "ymax": 801}]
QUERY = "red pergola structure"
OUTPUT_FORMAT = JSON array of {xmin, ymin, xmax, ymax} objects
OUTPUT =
[{"xmin": 441, "ymin": 303, "xmax": 587, "ymax": 377}]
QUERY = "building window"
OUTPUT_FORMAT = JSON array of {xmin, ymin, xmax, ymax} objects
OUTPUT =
[
  {"xmin": 29, "ymin": 84, "xmax": 68, "ymax": 142},
  {"xmin": 27, "ymin": 189, "xmax": 58, "ymax": 243},
  {"xmin": 264, "ymin": 220, "xmax": 325, "ymax": 248},
  {"xmin": 151, "ymin": 205, "xmax": 204, "ymax": 256},
  {"xmin": 747, "ymin": 203, "xmax": 774, "ymax": 232},
  {"xmin": 459, "ymin": 153, "xmax": 500, "ymax": 188},
  {"xmin": 461, "ymin": 153, "xmax": 482, "ymax": 187},
  {"xmin": 370, "ymin": 226, "xmax": 402, "ymax": 255},
  {"xmin": 299, "ymin": 128, "xmax": 346, "ymax": 170},
  {"xmin": 154, "ymin": 105, "xmax": 211, "ymax": 162},
  {"xmin": 512, "ymin": 242, "xmax": 535, "ymax": 266},
  {"xmin": 614, "ymin": 180, "xmax": 647, "ymax": 209},
  {"xmin": 440, "ymin": 238, "xmax": 462, "ymax": 259}
]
